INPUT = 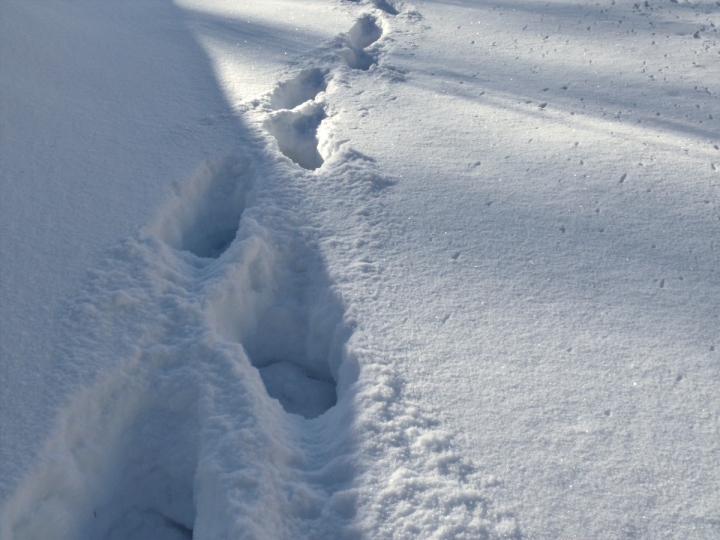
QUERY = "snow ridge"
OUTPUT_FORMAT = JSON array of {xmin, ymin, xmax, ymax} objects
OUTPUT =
[{"xmin": 1, "ymin": 2, "xmax": 518, "ymax": 538}]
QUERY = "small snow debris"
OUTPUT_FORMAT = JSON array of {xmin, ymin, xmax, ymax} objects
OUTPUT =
[
  {"xmin": 619, "ymin": 173, "xmax": 627, "ymax": 183},
  {"xmin": 113, "ymin": 290, "xmax": 136, "ymax": 307},
  {"xmin": 483, "ymin": 476, "xmax": 502, "ymax": 487},
  {"xmin": 495, "ymin": 518, "xmax": 520, "ymax": 538},
  {"xmin": 539, "ymin": 102, "xmax": 548, "ymax": 109},
  {"xmin": 413, "ymin": 431, "xmax": 452, "ymax": 453}
]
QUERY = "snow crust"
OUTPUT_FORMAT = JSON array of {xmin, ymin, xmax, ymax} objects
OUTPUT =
[{"xmin": 2, "ymin": 0, "xmax": 720, "ymax": 538}]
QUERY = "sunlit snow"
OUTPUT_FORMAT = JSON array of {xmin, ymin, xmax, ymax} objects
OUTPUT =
[{"xmin": 2, "ymin": 0, "xmax": 719, "ymax": 538}]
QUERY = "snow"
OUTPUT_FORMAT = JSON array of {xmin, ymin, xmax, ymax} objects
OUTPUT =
[{"xmin": 1, "ymin": 0, "xmax": 719, "ymax": 538}]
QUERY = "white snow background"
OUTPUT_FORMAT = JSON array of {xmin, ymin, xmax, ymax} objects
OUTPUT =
[{"xmin": 1, "ymin": 0, "xmax": 719, "ymax": 538}]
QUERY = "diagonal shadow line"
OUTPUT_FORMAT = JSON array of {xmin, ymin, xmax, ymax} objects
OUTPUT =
[
  {"xmin": 422, "ymin": 0, "xmax": 720, "ymax": 25},
  {"xmin": 401, "ymin": 62, "xmax": 720, "ymax": 144},
  {"xmin": 388, "ymin": 11, "xmax": 719, "ymax": 143}
]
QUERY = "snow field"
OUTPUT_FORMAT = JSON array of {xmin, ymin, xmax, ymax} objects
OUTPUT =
[
  {"xmin": 2, "ymin": 1, "xmax": 517, "ymax": 538},
  {"xmin": 337, "ymin": 1, "xmax": 720, "ymax": 537},
  {"xmin": 3, "ymin": 0, "xmax": 720, "ymax": 537}
]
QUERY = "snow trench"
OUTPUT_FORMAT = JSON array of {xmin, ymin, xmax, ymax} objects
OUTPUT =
[{"xmin": 1, "ymin": 154, "xmax": 357, "ymax": 540}]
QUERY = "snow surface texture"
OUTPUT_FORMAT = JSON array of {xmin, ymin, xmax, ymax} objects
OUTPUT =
[
  {"xmin": 2, "ymin": 1, "xmax": 516, "ymax": 539},
  {"xmin": 2, "ymin": 0, "xmax": 720, "ymax": 538}
]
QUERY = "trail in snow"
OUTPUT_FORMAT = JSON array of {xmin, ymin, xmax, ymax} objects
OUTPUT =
[
  {"xmin": 264, "ymin": 14, "xmax": 385, "ymax": 170},
  {"xmin": 4, "ymin": 0, "xmax": 720, "ymax": 538},
  {"xmin": 1, "ymin": 2, "xmax": 518, "ymax": 539}
]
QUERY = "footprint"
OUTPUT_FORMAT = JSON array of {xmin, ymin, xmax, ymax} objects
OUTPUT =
[
  {"xmin": 257, "ymin": 361, "xmax": 337, "ymax": 419},
  {"xmin": 347, "ymin": 0, "xmax": 398, "ymax": 16},
  {"xmin": 264, "ymin": 16, "xmax": 386, "ymax": 168},
  {"xmin": 347, "ymin": 15, "xmax": 383, "ymax": 49},
  {"xmin": 265, "ymin": 101, "xmax": 326, "ymax": 170},
  {"xmin": 207, "ymin": 239, "xmax": 352, "ymax": 419},
  {"xmin": 87, "ymin": 403, "xmax": 200, "ymax": 540},
  {"xmin": 371, "ymin": 0, "xmax": 399, "ymax": 15},
  {"xmin": 269, "ymin": 68, "xmax": 329, "ymax": 111},
  {"xmin": 244, "ymin": 285, "xmax": 350, "ymax": 419},
  {"xmin": 153, "ymin": 156, "xmax": 254, "ymax": 258},
  {"xmin": 338, "ymin": 15, "xmax": 383, "ymax": 70}
]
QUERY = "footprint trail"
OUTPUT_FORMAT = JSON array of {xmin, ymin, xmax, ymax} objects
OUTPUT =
[
  {"xmin": 262, "ymin": 14, "xmax": 387, "ymax": 171},
  {"xmin": 2, "ymin": 3, "xmax": 517, "ymax": 539}
]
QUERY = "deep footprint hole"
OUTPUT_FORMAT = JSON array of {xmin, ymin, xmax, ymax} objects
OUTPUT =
[
  {"xmin": 372, "ymin": 0, "xmax": 399, "ymax": 15},
  {"xmin": 243, "ymin": 298, "xmax": 348, "ymax": 419},
  {"xmin": 339, "ymin": 15, "xmax": 383, "ymax": 70},
  {"xmin": 347, "ymin": 15, "xmax": 383, "ymax": 49},
  {"xmin": 155, "ymin": 157, "xmax": 254, "ymax": 258},
  {"xmin": 338, "ymin": 47, "xmax": 377, "ymax": 71},
  {"xmin": 257, "ymin": 361, "xmax": 337, "ymax": 419},
  {"xmin": 85, "ymin": 398, "xmax": 200, "ymax": 540},
  {"xmin": 270, "ymin": 68, "xmax": 329, "ymax": 111}
]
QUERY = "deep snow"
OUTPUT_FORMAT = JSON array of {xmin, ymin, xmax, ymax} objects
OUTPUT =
[{"xmin": 2, "ymin": 0, "xmax": 720, "ymax": 538}]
